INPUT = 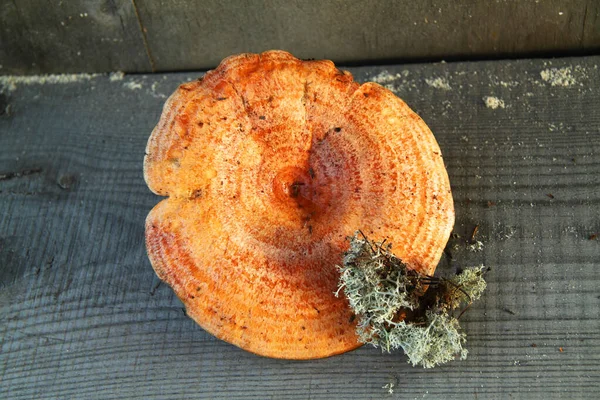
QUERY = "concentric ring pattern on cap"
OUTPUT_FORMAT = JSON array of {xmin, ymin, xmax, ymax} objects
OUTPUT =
[{"xmin": 144, "ymin": 50, "xmax": 454, "ymax": 359}]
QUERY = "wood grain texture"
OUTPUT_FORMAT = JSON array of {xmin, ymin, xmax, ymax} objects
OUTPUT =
[
  {"xmin": 1, "ymin": 56, "xmax": 600, "ymax": 399},
  {"xmin": 0, "ymin": 0, "xmax": 151, "ymax": 75},
  {"xmin": 136, "ymin": 0, "xmax": 600, "ymax": 71}
]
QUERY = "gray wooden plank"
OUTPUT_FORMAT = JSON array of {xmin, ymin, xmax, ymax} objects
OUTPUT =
[
  {"xmin": 0, "ymin": 0, "xmax": 151, "ymax": 75},
  {"xmin": 136, "ymin": 0, "xmax": 600, "ymax": 71},
  {"xmin": 1, "ymin": 56, "xmax": 599, "ymax": 399},
  {"xmin": 2, "ymin": 0, "xmax": 599, "ymax": 75}
]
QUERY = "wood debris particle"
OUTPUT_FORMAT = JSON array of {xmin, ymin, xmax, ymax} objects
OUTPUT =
[
  {"xmin": 124, "ymin": 81, "xmax": 143, "ymax": 90},
  {"xmin": 109, "ymin": 71, "xmax": 125, "ymax": 81},
  {"xmin": 470, "ymin": 225, "xmax": 480, "ymax": 242},
  {"xmin": 382, "ymin": 383, "xmax": 394, "ymax": 394},
  {"xmin": 467, "ymin": 240, "xmax": 484, "ymax": 252},
  {"xmin": 540, "ymin": 67, "xmax": 576, "ymax": 87},
  {"xmin": 425, "ymin": 77, "xmax": 451, "ymax": 90},
  {"xmin": 483, "ymin": 96, "xmax": 505, "ymax": 109}
]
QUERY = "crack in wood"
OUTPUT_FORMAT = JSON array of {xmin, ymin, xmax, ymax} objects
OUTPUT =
[
  {"xmin": 131, "ymin": 0, "xmax": 156, "ymax": 72},
  {"xmin": 0, "ymin": 168, "xmax": 42, "ymax": 182}
]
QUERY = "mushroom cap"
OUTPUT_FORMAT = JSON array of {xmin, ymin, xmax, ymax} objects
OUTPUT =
[{"xmin": 144, "ymin": 51, "xmax": 454, "ymax": 359}]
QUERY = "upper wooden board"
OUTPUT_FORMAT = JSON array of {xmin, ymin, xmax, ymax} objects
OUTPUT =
[
  {"xmin": 0, "ymin": 0, "xmax": 151, "ymax": 75},
  {"xmin": 136, "ymin": 0, "xmax": 600, "ymax": 70},
  {"xmin": 1, "ymin": 0, "xmax": 600, "ymax": 74}
]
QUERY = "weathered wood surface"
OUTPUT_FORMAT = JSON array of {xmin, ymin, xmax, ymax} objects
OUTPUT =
[
  {"xmin": 0, "ymin": 0, "xmax": 151, "ymax": 75},
  {"xmin": 1, "ymin": 56, "xmax": 599, "ymax": 399},
  {"xmin": 136, "ymin": 0, "xmax": 600, "ymax": 71},
  {"xmin": 2, "ymin": 0, "xmax": 600, "ymax": 75}
]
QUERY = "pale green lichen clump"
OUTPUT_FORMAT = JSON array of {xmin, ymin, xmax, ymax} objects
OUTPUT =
[{"xmin": 336, "ymin": 232, "xmax": 487, "ymax": 368}]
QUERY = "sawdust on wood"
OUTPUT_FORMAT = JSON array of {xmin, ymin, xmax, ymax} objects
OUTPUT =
[
  {"xmin": 425, "ymin": 77, "xmax": 451, "ymax": 90},
  {"xmin": 0, "ymin": 73, "xmax": 100, "ymax": 92},
  {"xmin": 109, "ymin": 72, "xmax": 125, "ymax": 81},
  {"xmin": 483, "ymin": 96, "xmax": 505, "ymax": 109},
  {"xmin": 540, "ymin": 67, "xmax": 576, "ymax": 87},
  {"xmin": 123, "ymin": 81, "xmax": 143, "ymax": 90}
]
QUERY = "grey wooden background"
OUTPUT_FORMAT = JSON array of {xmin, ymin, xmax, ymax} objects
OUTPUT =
[
  {"xmin": 1, "ymin": 0, "xmax": 599, "ymax": 75},
  {"xmin": 1, "ymin": 55, "xmax": 599, "ymax": 398}
]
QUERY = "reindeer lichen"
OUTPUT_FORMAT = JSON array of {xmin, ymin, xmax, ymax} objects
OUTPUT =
[{"xmin": 336, "ymin": 232, "xmax": 487, "ymax": 368}]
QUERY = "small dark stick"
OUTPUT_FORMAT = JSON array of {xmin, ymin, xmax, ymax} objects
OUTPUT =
[
  {"xmin": 470, "ymin": 225, "xmax": 479, "ymax": 242},
  {"xmin": 358, "ymin": 230, "xmax": 376, "ymax": 253},
  {"xmin": 456, "ymin": 301, "xmax": 473, "ymax": 320}
]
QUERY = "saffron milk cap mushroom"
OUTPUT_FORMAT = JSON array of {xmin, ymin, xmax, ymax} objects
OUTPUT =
[{"xmin": 144, "ymin": 50, "xmax": 454, "ymax": 359}]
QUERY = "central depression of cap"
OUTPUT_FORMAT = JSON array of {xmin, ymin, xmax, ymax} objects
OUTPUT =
[{"xmin": 143, "ymin": 50, "xmax": 454, "ymax": 359}]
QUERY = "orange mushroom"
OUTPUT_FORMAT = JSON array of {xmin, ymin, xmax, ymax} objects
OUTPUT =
[{"xmin": 144, "ymin": 50, "xmax": 454, "ymax": 359}]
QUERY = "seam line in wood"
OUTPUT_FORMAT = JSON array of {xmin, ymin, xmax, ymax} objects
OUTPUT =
[{"xmin": 131, "ymin": 0, "xmax": 156, "ymax": 73}]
